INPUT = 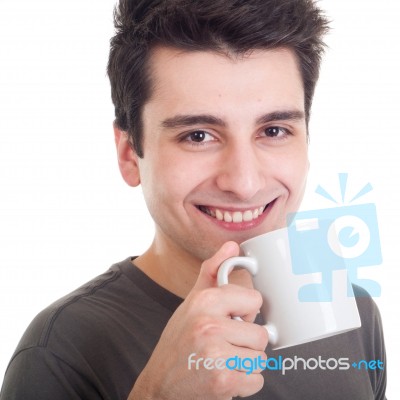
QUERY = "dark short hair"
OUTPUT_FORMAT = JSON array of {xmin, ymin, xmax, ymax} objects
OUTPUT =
[{"xmin": 108, "ymin": 0, "xmax": 329, "ymax": 157}]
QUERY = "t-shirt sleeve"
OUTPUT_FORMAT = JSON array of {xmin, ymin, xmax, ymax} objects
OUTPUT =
[
  {"xmin": 354, "ymin": 285, "xmax": 387, "ymax": 400},
  {"xmin": 373, "ymin": 306, "xmax": 387, "ymax": 400},
  {"xmin": 1, "ymin": 347, "xmax": 102, "ymax": 400}
]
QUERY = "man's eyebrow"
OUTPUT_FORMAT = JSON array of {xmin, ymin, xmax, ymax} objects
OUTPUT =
[
  {"xmin": 161, "ymin": 114, "xmax": 226, "ymax": 129},
  {"xmin": 256, "ymin": 110, "xmax": 305, "ymax": 125},
  {"xmin": 160, "ymin": 110, "xmax": 305, "ymax": 129}
]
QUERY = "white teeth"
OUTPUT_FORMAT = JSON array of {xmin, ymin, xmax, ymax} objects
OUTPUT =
[
  {"xmin": 243, "ymin": 210, "xmax": 253, "ymax": 222},
  {"xmin": 201, "ymin": 204, "xmax": 269, "ymax": 223},
  {"xmin": 224, "ymin": 212, "xmax": 233, "ymax": 222},
  {"xmin": 233, "ymin": 212, "xmax": 243, "ymax": 223}
]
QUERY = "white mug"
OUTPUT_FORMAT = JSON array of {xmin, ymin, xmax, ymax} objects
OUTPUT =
[{"xmin": 217, "ymin": 228, "xmax": 361, "ymax": 350}]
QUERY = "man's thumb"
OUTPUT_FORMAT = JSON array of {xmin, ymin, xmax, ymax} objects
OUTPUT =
[{"xmin": 193, "ymin": 241, "xmax": 240, "ymax": 291}]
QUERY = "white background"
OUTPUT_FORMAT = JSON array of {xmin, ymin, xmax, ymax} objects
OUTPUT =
[{"xmin": 0, "ymin": 0, "xmax": 399, "ymax": 396}]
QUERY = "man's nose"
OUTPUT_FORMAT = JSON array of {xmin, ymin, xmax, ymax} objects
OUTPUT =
[{"xmin": 215, "ymin": 143, "xmax": 266, "ymax": 201}]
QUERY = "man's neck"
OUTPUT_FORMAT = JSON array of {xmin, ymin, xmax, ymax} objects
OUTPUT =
[
  {"xmin": 133, "ymin": 238, "xmax": 254, "ymax": 298},
  {"xmin": 133, "ymin": 240, "xmax": 201, "ymax": 299}
]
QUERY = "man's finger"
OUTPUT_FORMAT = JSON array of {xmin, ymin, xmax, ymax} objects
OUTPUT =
[{"xmin": 193, "ymin": 241, "xmax": 240, "ymax": 291}]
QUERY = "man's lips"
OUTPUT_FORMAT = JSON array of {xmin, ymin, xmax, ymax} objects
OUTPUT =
[{"xmin": 197, "ymin": 203, "xmax": 272, "ymax": 224}]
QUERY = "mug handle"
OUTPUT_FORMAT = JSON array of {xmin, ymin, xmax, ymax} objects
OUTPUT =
[{"xmin": 217, "ymin": 256, "xmax": 278, "ymax": 347}]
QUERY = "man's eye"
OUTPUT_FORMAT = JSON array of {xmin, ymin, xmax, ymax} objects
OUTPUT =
[
  {"xmin": 186, "ymin": 130, "xmax": 213, "ymax": 143},
  {"xmin": 179, "ymin": 130, "xmax": 217, "ymax": 149},
  {"xmin": 264, "ymin": 126, "xmax": 287, "ymax": 138}
]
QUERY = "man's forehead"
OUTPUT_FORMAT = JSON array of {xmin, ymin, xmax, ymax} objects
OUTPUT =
[
  {"xmin": 147, "ymin": 45, "xmax": 298, "ymax": 70},
  {"xmin": 146, "ymin": 46, "xmax": 303, "ymax": 101}
]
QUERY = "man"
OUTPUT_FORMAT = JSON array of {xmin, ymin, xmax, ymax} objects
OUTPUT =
[{"xmin": 1, "ymin": 0, "xmax": 386, "ymax": 399}]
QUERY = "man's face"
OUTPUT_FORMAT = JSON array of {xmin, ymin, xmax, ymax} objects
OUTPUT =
[{"xmin": 137, "ymin": 47, "xmax": 309, "ymax": 262}]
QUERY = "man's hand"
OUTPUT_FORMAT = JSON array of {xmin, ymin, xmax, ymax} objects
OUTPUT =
[{"xmin": 128, "ymin": 242, "xmax": 269, "ymax": 400}]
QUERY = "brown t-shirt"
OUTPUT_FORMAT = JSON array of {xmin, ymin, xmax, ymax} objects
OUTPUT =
[{"xmin": 0, "ymin": 257, "xmax": 387, "ymax": 399}]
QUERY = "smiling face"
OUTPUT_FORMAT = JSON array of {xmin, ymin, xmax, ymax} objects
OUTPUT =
[{"xmin": 131, "ymin": 47, "xmax": 309, "ymax": 263}]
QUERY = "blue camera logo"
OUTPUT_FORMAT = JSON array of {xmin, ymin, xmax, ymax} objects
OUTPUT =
[{"xmin": 287, "ymin": 174, "xmax": 382, "ymax": 302}]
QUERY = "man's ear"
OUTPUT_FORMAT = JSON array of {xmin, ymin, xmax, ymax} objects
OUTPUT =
[{"xmin": 113, "ymin": 124, "xmax": 141, "ymax": 187}]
